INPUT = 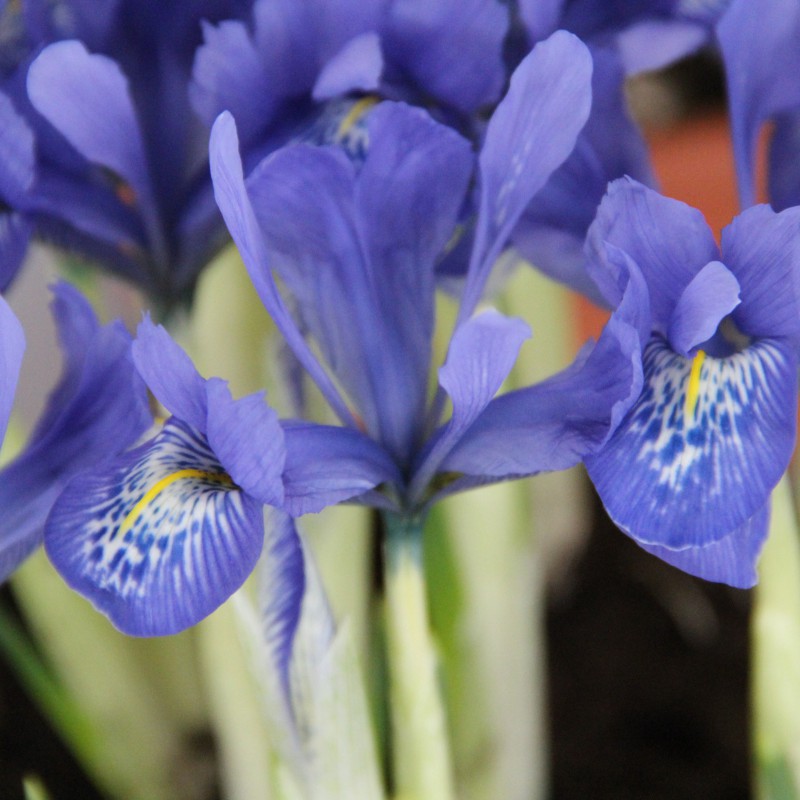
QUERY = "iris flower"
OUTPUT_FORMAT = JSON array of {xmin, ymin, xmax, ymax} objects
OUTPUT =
[
  {"xmin": 190, "ymin": 0, "xmax": 509, "ymax": 158},
  {"xmin": 0, "ymin": 0, "xmax": 252, "ymax": 308},
  {"xmin": 584, "ymin": 177, "xmax": 800, "ymax": 587},
  {"xmin": 43, "ymin": 32, "xmax": 647, "ymax": 635},
  {"xmin": 0, "ymin": 281, "xmax": 150, "ymax": 581}
]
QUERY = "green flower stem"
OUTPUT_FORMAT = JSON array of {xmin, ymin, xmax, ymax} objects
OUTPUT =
[
  {"xmin": 437, "ymin": 481, "xmax": 546, "ymax": 800},
  {"xmin": 753, "ymin": 475, "xmax": 800, "ymax": 799},
  {"xmin": 383, "ymin": 512, "xmax": 455, "ymax": 800},
  {"xmin": 196, "ymin": 601, "xmax": 276, "ymax": 800},
  {"xmin": 11, "ymin": 551, "xmax": 189, "ymax": 800}
]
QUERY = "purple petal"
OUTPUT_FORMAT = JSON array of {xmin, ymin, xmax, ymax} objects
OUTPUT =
[
  {"xmin": 191, "ymin": 17, "xmax": 284, "ymax": 142},
  {"xmin": 26, "ymin": 41, "xmax": 162, "ymax": 251},
  {"xmin": 586, "ymin": 178, "xmax": 719, "ymax": 329},
  {"xmin": 460, "ymin": 30, "xmax": 593, "ymax": 320},
  {"xmin": 132, "ymin": 316, "xmax": 208, "ymax": 432},
  {"xmin": 667, "ymin": 261, "xmax": 741, "ymax": 356},
  {"xmin": 722, "ymin": 203, "xmax": 800, "ymax": 339},
  {"xmin": 0, "ymin": 92, "xmax": 35, "ymax": 203},
  {"xmin": 0, "ymin": 213, "xmax": 32, "ymax": 290},
  {"xmin": 0, "ymin": 284, "xmax": 148, "ymax": 582},
  {"xmin": 260, "ymin": 510, "xmax": 307, "ymax": 708},
  {"xmin": 205, "ymin": 378, "xmax": 285, "ymax": 508},
  {"xmin": 247, "ymin": 103, "xmax": 473, "ymax": 458},
  {"xmin": 44, "ymin": 418, "xmax": 264, "ymax": 636},
  {"xmin": 518, "ymin": 0, "xmax": 565, "ymax": 41},
  {"xmin": 717, "ymin": 0, "xmax": 800, "ymax": 208},
  {"xmin": 767, "ymin": 112, "xmax": 800, "ymax": 211},
  {"xmin": 209, "ymin": 112, "xmax": 355, "ymax": 429},
  {"xmin": 355, "ymin": 103, "xmax": 472, "ymax": 455},
  {"xmin": 26, "ymin": 172, "xmax": 141, "ymax": 256},
  {"xmin": 281, "ymin": 421, "xmax": 400, "ymax": 516},
  {"xmin": 439, "ymin": 268, "xmax": 647, "ymax": 480},
  {"xmin": 615, "ymin": 20, "xmax": 708, "ymax": 73},
  {"xmin": 0, "ymin": 292, "xmax": 24, "ymax": 446},
  {"xmin": 513, "ymin": 48, "xmax": 656, "ymax": 303},
  {"xmin": 244, "ymin": 141, "xmax": 379, "ymax": 432},
  {"xmin": 385, "ymin": 0, "xmax": 508, "ymax": 112},
  {"xmin": 410, "ymin": 310, "xmax": 530, "ymax": 499},
  {"xmin": 587, "ymin": 336, "xmax": 797, "ymax": 549},
  {"xmin": 638, "ymin": 503, "xmax": 769, "ymax": 588},
  {"xmin": 312, "ymin": 32, "xmax": 383, "ymax": 101}
]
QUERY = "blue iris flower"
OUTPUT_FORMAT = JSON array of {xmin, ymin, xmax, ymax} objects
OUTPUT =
[
  {"xmin": 0, "ymin": 281, "xmax": 150, "ymax": 582},
  {"xmin": 43, "ymin": 33, "xmax": 647, "ymax": 636},
  {"xmin": 717, "ymin": 0, "xmax": 800, "ymax": 210},
  {"xmin": 584, "ymin": 177, "xmax": 800, "ymax": 587},
  {"xmin": 190, "ymin": 0, "xmax": 509, "ymax": 158},
  {"xmin": 0, "ymin": 0, "xmax": 252, "ymax": 308}
]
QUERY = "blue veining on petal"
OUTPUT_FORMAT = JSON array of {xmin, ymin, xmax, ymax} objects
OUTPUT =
[
  {"xmin": 587, "ymin": 334, "xmax": 797, "ymax": 550},
  {"xmin": 45, "ymin": 416, "xmax": 264, "ymax": 636}
]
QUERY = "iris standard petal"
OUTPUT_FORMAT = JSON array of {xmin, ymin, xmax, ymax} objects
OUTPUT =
[
  {"xmin": 205, "ymin": 378, "xmax": 285, "ymax": 508},
  {"xmin": 767, "ymin": 112, "xmax": 800, "ymax": 211},
  {"xmin": 717, "ymin": 0, "xmax": 800, "ymax": 208},
  {"xmin": 586, "ymin": 178, "xmax": 719, "ymax": 328},
  {"xmin": 0, "ymin": 91, "xmax": 34, "ymax": 204},
  {"xmin": 26, "ymin": 41, "xmax": 163, "ymax": 254},
  {"xmin": 410, "ymin": 310, "xmax": 530, "ymax": 500},
  {"xmin": 518, "ymin": 0, "xmax": 565, "ymax": 41},
  {"xmin": 512, "ymin": 48, "xmax": 655, "ymax": 303},
  {"xmin": 722, "ymin": 203, "xmax": 800, "ymax": 339},
  {"xmin": 245, "ymin": 141, "xmax": 381, "ymax": 433},
  {"xmin": 614, "ymin": 19, "xmax": 707, "ymax": 74},
  {"xmin": 132, "ymin": 316, "xmax": 208, "ymax": 432},
  {"xmin": 439, "ymin": 283, "xmax": 646, "ymax": 481},
  {"xmin": 354, "ymin": 102, "xmax": 472, "ymax": 456},
  {"xmin": 0, "ymin": 212, "xmax": 31, "ymax": 289},
  {"xmin": 667, "ymin": 260, "xmax": 741, "ymax": 356},
  {"xmin": 191, "ymin": 16, "xmax": 285, "ymax": 144},
  {"xmin": 638, "ymin": 503, "xmax": 769, "ymax": 588},
  {"xmin": 312, "ymin": 32, "xmax": 383, "ymax": 101},
  {"xmin": 210, "ymin": 112, "xmax": 356, "ymax": 429},
  {"xmin": 460, "ymin": 30, "xmax": 592, "ymax": 319},
  {"xmin": 45, "ymin": 417, "xmax": 264, "ymax": 636},
  {"xmin": 384, "ymin": 0, "xmax": 508, "ymax": 113},
  {"xmin": 248, "ymin": 102, "xmax": 473, "ymax": 459},
  {"xmin": 587, "ymin": 335, "xmax": 797, "ymax": 549},
  {"xmin": 281, "ymin": 421, "xmax": 400, "ymax": 516}
]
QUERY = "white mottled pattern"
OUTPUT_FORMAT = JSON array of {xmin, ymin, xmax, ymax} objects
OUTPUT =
[
  {"xmin": 74, "ymin": 420, "xmax": 246, "ymax": 602},
  {"xmin": 588, "ymin": 334, "xmax": 797, "ymax": 549}
]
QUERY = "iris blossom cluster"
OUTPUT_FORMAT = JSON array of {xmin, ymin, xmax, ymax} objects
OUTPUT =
[
  {"xmin": 42, "ymin": 32, "xmax": 653, "ymax": 636},
  {"xmin": 0, "ymin": 0, "xmax": 793, "ymax": 643}
]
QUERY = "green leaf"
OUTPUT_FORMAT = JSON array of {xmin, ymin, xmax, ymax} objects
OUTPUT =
[{"xmin": 753, "ymin": 476, "xmax": 800, "ymax": 799}]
